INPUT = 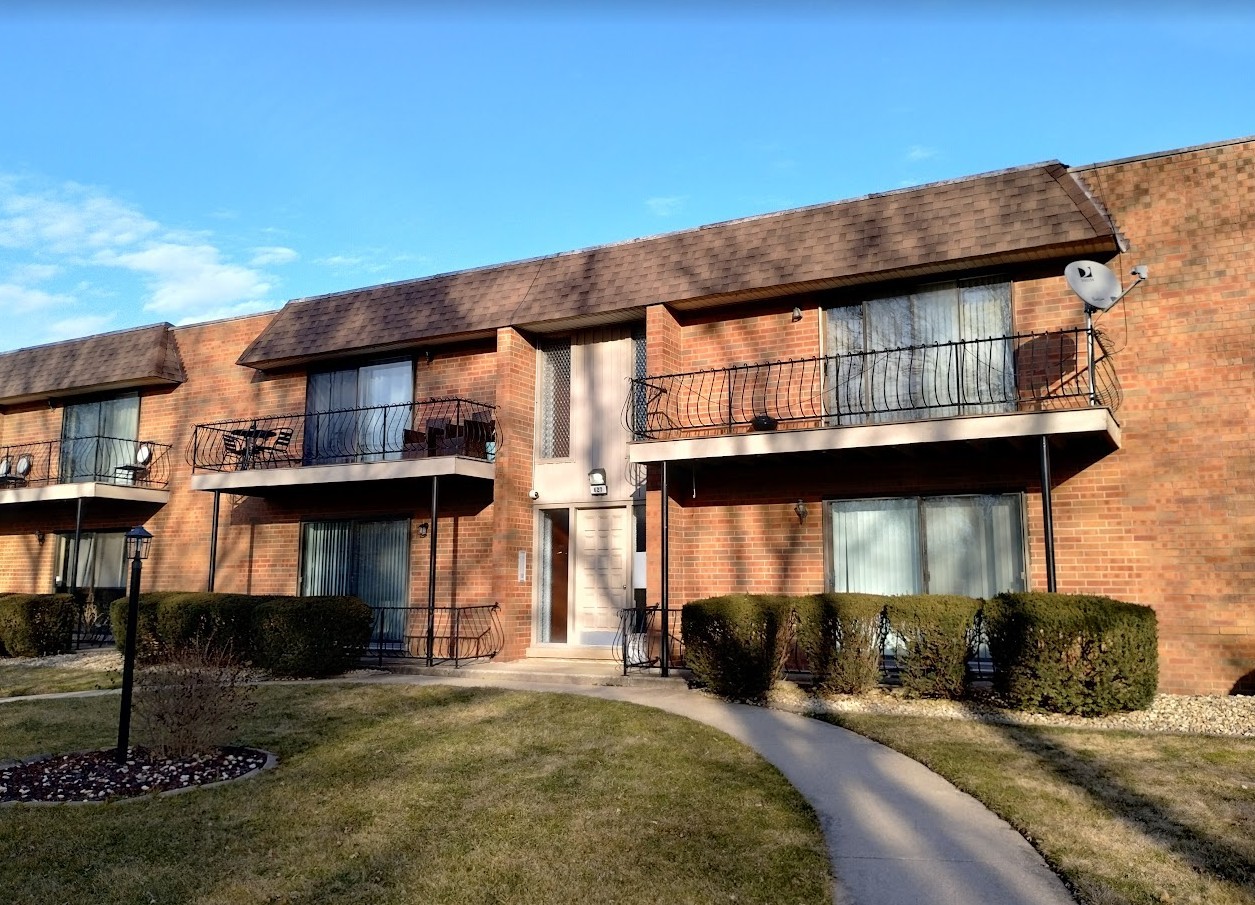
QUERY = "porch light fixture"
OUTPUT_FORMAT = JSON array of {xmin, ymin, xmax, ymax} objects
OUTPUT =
[
  {"xmin": 794, "ymin": 500, "xmax": 808, "ymax": 522},
  {"xmin": 117, "ymin": 525, "xmax": 154, "ymax": 763},
  {"xmin": 418, "ymin": 522, "xmax": 429, "ymax": 538},
  {"xmin": 589, "ymin": 468, "xmax": 608, "ymax": 496},
  {"xmin": 791, "ymin": 306, "xmax": 803, "ymax": 323},
  {"xmin": 35, "ymin": 530, "xmax": 45, "ymax": 545}
]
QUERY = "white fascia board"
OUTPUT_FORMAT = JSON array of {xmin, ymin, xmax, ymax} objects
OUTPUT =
[
  {"xmin": 190, "ymin": 456, "xmax": 495, "ymax": 493},
  {"xmin": 628, "ymin": 409, "xmax": 1121, "ymax": 464},
  {"xmin": 0, "ymin": 482, "xmax": 170, "ymax": 506}
]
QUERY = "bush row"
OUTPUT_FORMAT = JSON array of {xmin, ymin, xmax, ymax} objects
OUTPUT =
[
  {"xmin": 682, "ymin": 591, "xmax": 1158, "ymax": 715},
  {"xmin": 0, "ymin": 594, "xmax": 78, "ymax": 657},
  {"xmin": 110, "ymin": 592, "xmax": 373, "ymax": 678}
]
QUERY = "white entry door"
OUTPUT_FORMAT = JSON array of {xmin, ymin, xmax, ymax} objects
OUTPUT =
[{"xmin": 572, "ymin": 507, "xmax": 628, "ymax": 646}]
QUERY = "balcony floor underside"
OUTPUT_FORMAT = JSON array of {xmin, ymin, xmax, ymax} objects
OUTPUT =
[
  {"xmin": 628, "ymin": 408, "xmax": 1120, "ymax": 465},
  {"xmin": 190, "ymin": 455, "xmax": 494, "ymax": 496},
  {"xmin": 0, "ymin": 482, "xmax": 170, "ymax": 507}
]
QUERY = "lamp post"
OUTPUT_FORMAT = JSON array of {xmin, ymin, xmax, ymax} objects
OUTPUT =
[{"xmin": 116, "ymin": 526, "xmax": 153, "ymax": 763}]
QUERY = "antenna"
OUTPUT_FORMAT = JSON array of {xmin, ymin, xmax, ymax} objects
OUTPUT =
[{"xmin": 1064, "ymin": 260, "xmax": 1148, "ymax": 312}]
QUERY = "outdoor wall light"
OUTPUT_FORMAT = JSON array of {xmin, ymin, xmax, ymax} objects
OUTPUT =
[
  {"xmin": 791, "ymin": 306, "xmax": 803, "ymax": 323},
  {"xmin": 35, "ymin": 530, "xmax": 45, "ymax": 545},
  {"xmin": 418, "ymin": 522, "xmax": 429, "ymax": 538},
  {"xmin": 589, "ymin": 468, "xmax": 608, "ymax": 496},
  {"xmin": 794, "ymin": 499, "xmax": 808, "ymax": 522}
]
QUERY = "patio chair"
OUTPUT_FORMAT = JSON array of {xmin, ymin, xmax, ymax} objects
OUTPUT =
[{"xmin": 113, "ymin": 441, "xmax": 154, "ymax": 486}]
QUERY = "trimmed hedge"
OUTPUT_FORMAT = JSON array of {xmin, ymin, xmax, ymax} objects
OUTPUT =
[
  {"xmin": 0, "ymin": 594, "xmax": 78, "ymax": 657},
  {"xmin": 985, "ymin": 592, "xmax": 1158, "ymax": 716},
  {"xmin": 884, "ymin": 595, "xmax": 983, "ymax": 700},
  {"xmin": 110, "ymin": 592, "xmax": 373, "ymax": 678},
  {"xmin": 681, "ymin": 594, "xmax": 796, "ymax": 701},
  {"xmin": 796, "ymin": 593, "xmax": 886, "ymax": 695},
  {"xmin": 252, "ymin": 596, "xmax": 373, "ymax": 678}
]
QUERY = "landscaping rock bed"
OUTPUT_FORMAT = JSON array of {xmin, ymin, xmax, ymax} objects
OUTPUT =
[{"xmin": 1, "ymin": 747, "xmax": 271, "ymax": 804}]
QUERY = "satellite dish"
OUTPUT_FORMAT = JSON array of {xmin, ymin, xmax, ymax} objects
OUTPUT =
[{"xmin": 1065, "ymin": 260, "xmax": 1123, "ymax": 311}]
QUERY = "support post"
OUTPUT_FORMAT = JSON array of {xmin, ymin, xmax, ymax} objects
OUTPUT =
[
  {"xmin": 426, "ymin": 476, "xmax": 439, "ymax": 667},
  {"xmin": 70, "ymin": 498, "xmax": 83, "ymax": 597},
  {"xmin": 1086, "ymin": 308, "xmax": 1098, "ymax": 406},
  {"xmin": 207, "ymin": 490, "xmax": 221, "ymax": 592},
  {"xmin": 660, "ymin": 461, "xmax": 670, "ymax": 678},
  {"xmin": 1039, "ymin": 435, "xmax": 1057, "ymax": 593},
  {"xmin": 116, "ymin": 554, "xmax": 142, "ymax": 762}
]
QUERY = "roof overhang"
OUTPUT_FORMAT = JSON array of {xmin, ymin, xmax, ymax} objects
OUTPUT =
[
  {"xmin": 190, "ymin": 456, "xmax": 495, "ymax": 495},
  {"xmin": 0, "ymin": 482, "xmax": 170, "ymax": 507},
  {"xmin": 628, "ymin": 408, "xmax": 1121, "ymax": 464}
]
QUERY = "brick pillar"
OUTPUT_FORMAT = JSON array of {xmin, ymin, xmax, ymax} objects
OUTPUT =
[{"xmin": 491, "ymin": 327, "xmax": 537, "ymax": 659}]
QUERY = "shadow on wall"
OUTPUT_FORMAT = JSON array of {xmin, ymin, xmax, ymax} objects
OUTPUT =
[{"xmin": 1230, "ymin": 671, "xmax": 1254, "ymax": 696}]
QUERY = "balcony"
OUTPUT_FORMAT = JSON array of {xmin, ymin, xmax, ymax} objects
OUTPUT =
[
  {"xmin": 188, "ymin": 397, "xmax": 497, "ymax": 495},
  {"xmin": 0, "ymin": 436, "xmax": 173, "ymax": 505},
  {"xmin": 627, "ymin": 328, "xmax": 1122, "ymax": 463}
]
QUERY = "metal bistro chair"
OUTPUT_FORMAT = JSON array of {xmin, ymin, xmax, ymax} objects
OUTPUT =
[
  {"xmin": 255, "ymin": 427, "xmax": 294, "ymax": 466},
  {"xmin": 222, "ymin": 432, "xmax": 247, "ymax": 468},
  {"xmin": 114, "ymin": 441, "xmax": 154, "ymax": 486}
]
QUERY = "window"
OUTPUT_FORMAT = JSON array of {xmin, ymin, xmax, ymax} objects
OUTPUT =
[
  {"xmin": 54, "ymin": 531, "xmax": 127, "ymax": 595},
  {"xmin": 630, "ymin": 326, "xmax": 648, "ymax": 440},
  {"xmin": 825, "ymin": 278, "xmax": 1014, "ymax": 423},
  {"xmin": 59, "ymin": 394, "xmax": 139, "ymax": 483},
  {"xmin": 539, "ymin": 339, "xmax": 571, "ymax": 458},
  {"xmin": 301, "ymin": 519, "xmax": 410, "ymax": 645},
  {"xmin": 829, "ymin": 494, "xmax": 1025, "ymax": 598},
  {"xmin": 305, "ymin": 360, "xmax": 413, "ymax": 464}
]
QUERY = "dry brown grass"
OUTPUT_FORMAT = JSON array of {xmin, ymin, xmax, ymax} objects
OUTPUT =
[{"xmin": 828, "ymin": 713, "xmax": 1255, "ymax": 905}]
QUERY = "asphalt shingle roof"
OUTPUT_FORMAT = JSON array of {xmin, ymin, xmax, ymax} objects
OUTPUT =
[
  {"xmin": 0, "ymin": 323, "xmax": 186, "ymax": 406},
  {"xmin": 239, "ymin": 161, "xmax": 1120, "ymax": 369}
]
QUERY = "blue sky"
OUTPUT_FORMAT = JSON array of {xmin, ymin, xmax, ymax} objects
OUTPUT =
[{"xmin": 1, "ymin": 4, "xmax": 1252, "ymax": 353}]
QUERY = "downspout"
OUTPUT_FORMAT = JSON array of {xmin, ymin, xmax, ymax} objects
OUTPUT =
[
  {"xmin": 1039, "ymin": 436, "xmax": 1057, "ymax": 593},
  {"xmin": 660, "ymin": 460, "xmax": 670, "ymax": 678},
  {"xmin": 426, "ymin": 475, "xmax": 439, "ymax": 667},
  {"xmin": 207, "ymin": 490, "xmax": 220, "ymax": 592}
]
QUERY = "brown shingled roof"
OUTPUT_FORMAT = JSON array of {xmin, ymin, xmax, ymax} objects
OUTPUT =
[
  {"xmin": 239, "ymin": 161, "xmax": 1120, "ymax": 370},
  {"xmin": 0, "ymin": 323, "xmax": 186, "ymax": 406}
]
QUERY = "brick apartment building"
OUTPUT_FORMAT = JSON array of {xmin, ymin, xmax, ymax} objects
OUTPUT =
[{"xmin": 0, "ymin": 137, "xmax": 1251, "ymax": 695}]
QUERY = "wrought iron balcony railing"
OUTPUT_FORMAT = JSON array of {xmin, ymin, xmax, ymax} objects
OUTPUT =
[
  {"xmin": 0, "ymin": 436, "xmax": 173, "ymax": 490},
  {"xmin": 367, "ymin": 603, "xmax": 503, "ymax": 667},
  {"xmin": 626, "ymin": 327, "xmax": 1120, "ymax": 441},
  {"xmin": 189, "ymin": 397, "xmax": 497, "ymax": 473}
]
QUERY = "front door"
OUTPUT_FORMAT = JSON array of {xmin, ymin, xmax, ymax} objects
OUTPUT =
[{"xmin": 571, "ymin": 507, "xmax": 628, "ymax": 646}]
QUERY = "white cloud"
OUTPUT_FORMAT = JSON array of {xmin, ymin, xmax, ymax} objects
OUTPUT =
[
  {"xmin": 250, "ymin": 246, "xmax": 299, "ymax": 266},
  {"xmin": 317, "ymin": 255, "xmax": 366, "ymax": 268},
  {"xmin": 0, "ymin": 184, "xmax": 159, "ymax": 253},
  {"xmin": 95, "ymin": 242, "xmax": 271, "ymax": 316},
  {"xmin": 906, "ymin": 145, "xmax": 938, "ymax": 162},
  {"xmin": 646, "ymin": 195, "xmax": 687, "ymax": 217},
  {"xmin": 10, "ymin": 263, "xmax": 60, "ymax": 283},
  {"xmin": 0, "ymin": 282, "xmax": 75, "ymax": 313},
  {"xmin": 45, "ymin": 314, "xmax": 115, "ymax": 342}
]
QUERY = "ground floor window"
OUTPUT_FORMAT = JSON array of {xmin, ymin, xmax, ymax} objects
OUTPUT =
[
  {"xmin": 54, "ymin": 530, "xmax": 127, "ymax": 601},
  {"xmin": 300, "ymin": 519, "xmax": 410, "ymax": 644},
  {"xmin": 828, "ymin": 494, "xmax": 1025, "ymax": 598}
]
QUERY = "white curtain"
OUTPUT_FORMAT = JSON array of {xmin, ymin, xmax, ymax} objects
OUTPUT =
[
  {"xmin": 59, "ymin": 394, "xmax": 138, "ymax": 482},
  {"xmin": 357, "ymin": 361, "xmax": 413, "ymax": 462}
]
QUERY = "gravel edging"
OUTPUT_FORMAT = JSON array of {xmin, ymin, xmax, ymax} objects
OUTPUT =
[{"xmin": 765, "ymin": 686, "xmax": 1255, "ymax": 738}]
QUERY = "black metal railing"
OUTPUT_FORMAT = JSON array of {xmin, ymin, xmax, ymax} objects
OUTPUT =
[
  {"xmin": 0, "ymin": 436, "xmax": 173, "ymax": 490},
  {"xmin": 188, "ymin": 397, "xmax": 497, "ymax": 472},
  {"xmin": 626, "ymin": 327, "xmax": 1120, "ymax": 440},
  {"xmin": 615, "ymin": 604, "xmax": 686, "ymax": 675},
  {"xmin": 367, "ymin": 603, "xmax": 503, "ymax": 667}
]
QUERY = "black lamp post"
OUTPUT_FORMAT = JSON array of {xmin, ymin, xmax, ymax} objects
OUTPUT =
[{"xmin": 116, "ymin": 525, "xmax": 153, "ymax": 763}]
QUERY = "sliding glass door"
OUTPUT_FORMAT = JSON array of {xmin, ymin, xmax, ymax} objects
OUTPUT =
[
  {"xmin": 301, "ymin": 519, "xmax": 410, "ymax": 646},
  {"xmin": 59, "ymin": 394, "xmax": 139, "ymax": 482},
  {"xmin": 305, "ymin": 361, "xmax": 413, "ymax": 465}
]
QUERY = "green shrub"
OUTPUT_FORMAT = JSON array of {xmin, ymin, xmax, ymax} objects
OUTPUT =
[
  {"xmin": 681, "ymin": 595, "xmax": 795, "ymax": 701},
  {"xmin": 796, "ymin": 593, "xmax": 887, "ymax": 695},
  {"xmin": 885, "ymin": 595, "xmax": 983, "ymax": 699},
  {"xmin": 985, "ymin": 592, "xmax": 1158, "ymax": 716},
  {"xmin": 109, "ymin": 592, "xmax": 162, "ymax": 660},
  {"xmin": 251, "ymin": 596, "xmax": 373, "ymax": 678},
  {"xmin": 0, "ymin": 594, "xmax": 78, "ymax": 657},
  {"xmin": 154, "ymin": 592, "xmax": 259, "ymax": 658}
]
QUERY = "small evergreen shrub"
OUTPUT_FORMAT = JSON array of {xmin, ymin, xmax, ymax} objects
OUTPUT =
[
  {"xmin": 0, "ymin": 594, "xmax": 77, "ymax": 657},
  {"xmin": 885, "ymin": 595, "xmax": 983, "ymax": 699},
  {"xmin": 985, "ymin": 592, "xmax": 1158, "ymax": 716},
  {"xmin": 251, "ymin": 596, "xmax": 373, "ymax": 678},
  {"xmin": 109, "ymin": 592, "xmax": 163, "ymax": 660},
  {"xmin": 154, "ymin": 592, "xmax": 259, "ymax": 659},
  {"xmin": 681, "ymin": 594, "xmax": 796, "ymax": 701},
  {"xmin": 796, "ymin": 593, "xmax": 886, "ymax": 695}
]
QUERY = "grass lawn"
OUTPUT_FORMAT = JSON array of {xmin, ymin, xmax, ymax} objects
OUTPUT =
[
  {"xmin": 0, "ymin": 653, "xmax": 120, "ymax": 697},
  {"xmin": 1, "ymin": 683, "xmax": 832, "ymax": 905},
  {"xmin": 828, "ymin": 713, "xmax": 1255, "ymax": 905}
]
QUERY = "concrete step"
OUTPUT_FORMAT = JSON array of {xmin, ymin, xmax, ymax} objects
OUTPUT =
[{"xmin": 378, "ymin": 658, "xmax": 690, "ymax": 689}]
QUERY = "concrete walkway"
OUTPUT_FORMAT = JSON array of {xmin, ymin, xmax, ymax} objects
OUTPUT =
[
  {"xmin": 351, "ymin": 666, "xmax": 1076, "ymax": 905},
  {"xmin": 5, "ymin": 662, "xmax": 1076, "ymax": 905}
]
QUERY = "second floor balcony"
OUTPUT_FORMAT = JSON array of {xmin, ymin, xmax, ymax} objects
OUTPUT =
[
  {"xmin": 0, "ymin": 436, "xmax": 173, "ymax": 504},
  {"xmin": 627, "ymin": 327, "xmax": 1122, "ymax": 464},
  {"xmin": 188, "ymin": 397, "xmax": 497, "ymax": 495}
]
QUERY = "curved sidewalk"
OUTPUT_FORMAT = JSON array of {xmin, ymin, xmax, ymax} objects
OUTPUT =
[{"xmin": 362, "ymin": 673, "xmax": 1075, "ymax": 905}]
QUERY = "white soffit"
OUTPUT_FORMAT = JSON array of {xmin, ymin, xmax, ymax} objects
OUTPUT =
[{"xmin": 190, "ymin": 456, "xmax": 495, "ymax": 494}]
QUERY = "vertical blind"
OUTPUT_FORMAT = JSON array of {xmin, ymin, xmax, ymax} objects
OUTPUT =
[
  {"xmin": 301, "ymin": 519, "xmax": 409, "ymax": 644},
  {"xmin": 830, "ymin": 494, "xmax": 1025, "ymax": 599}
]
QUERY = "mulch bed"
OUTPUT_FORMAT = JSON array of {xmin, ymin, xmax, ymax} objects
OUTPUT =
[{"xmin": 1, "ymin": 746, "xmax": 270, "ymax": 804}]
